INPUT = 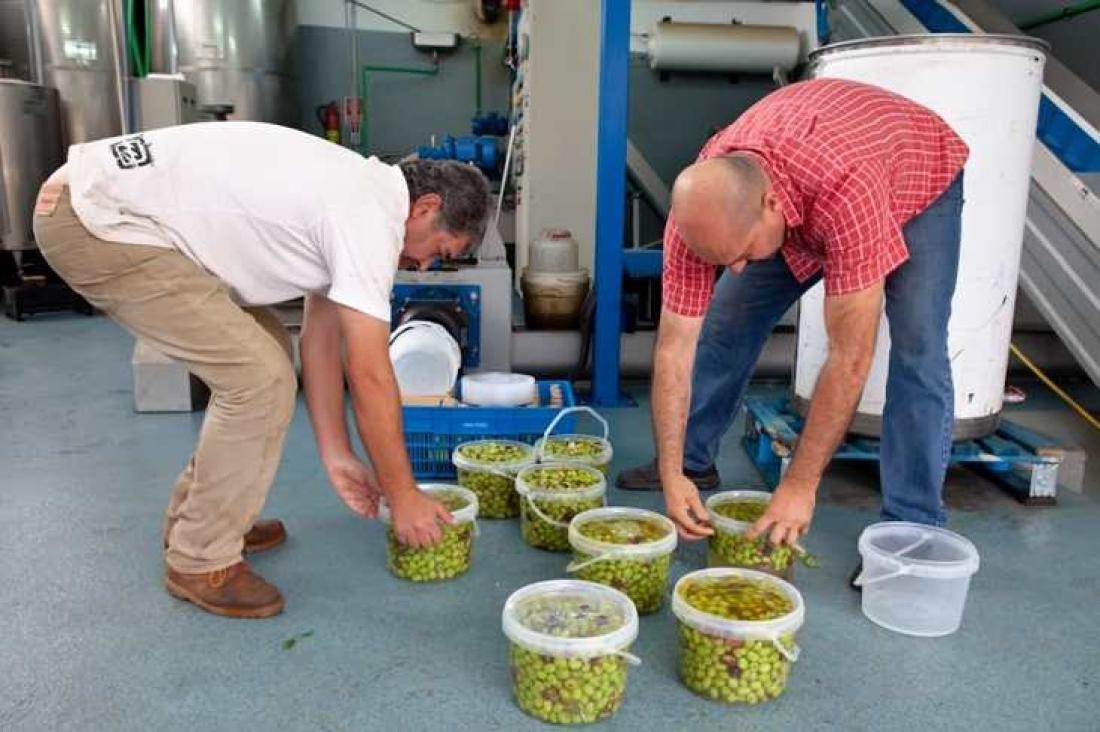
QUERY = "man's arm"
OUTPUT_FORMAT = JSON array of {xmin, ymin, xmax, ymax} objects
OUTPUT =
[
  {"xmin": 301, "ymin": 294, "xmax": 382, "ymax": 517},
  {"xmin": 748, "ymin": 281, "xmax": 884, "ymax": 546},
  {"xmin": 653, "ymin": 308, "xmax": 714, "ymax": 540},
  {"xmin": 304, "ymin": 297, "xmax": 452, "ymax": 547}
]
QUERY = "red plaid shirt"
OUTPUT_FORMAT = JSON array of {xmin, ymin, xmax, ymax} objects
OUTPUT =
[{"xmin": 663, "ymin": 78, "xmax": 969, "ymax": 317}]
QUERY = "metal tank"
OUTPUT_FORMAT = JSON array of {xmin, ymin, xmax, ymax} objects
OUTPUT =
[
  {"xmin": 0, "ymin": 80, "xmax": 63, "ymax": 250},
  {"xmin": 32, "ymin": 0, "xmax": 129, "ymax": 144},
  {"xmin": 150, "ymin": 0, "xmax": 296, "ymax": 124},
  {"xmin": 794, "ymin": 35, "xmax": 1048, "ymax": 439}
]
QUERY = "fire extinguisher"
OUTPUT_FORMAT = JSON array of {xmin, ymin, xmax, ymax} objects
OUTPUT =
[{"xmin": 317, "ymin": 101, "xmax": 340, "ymax": 144}]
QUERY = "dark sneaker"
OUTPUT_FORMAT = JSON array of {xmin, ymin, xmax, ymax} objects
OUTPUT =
[
  {"xmin": 849, "ymin": 562, "xmax": 863, "ymax": 592},
  {"xmin": 616, "ymin": 459, "xmax": 721, "ymax": 492}
]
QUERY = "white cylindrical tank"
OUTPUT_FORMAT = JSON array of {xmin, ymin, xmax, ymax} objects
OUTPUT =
[{"xmin": 794, "ymin": 35, "xmax": 1047, "ymax": 439}]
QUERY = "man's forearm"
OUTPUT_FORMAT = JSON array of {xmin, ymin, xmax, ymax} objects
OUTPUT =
[
  {"xmin": 653, "ymin": 345, "xmax": 693, "ymax": 480},
  {"xmin": 345, "ymin": 366, "xmax": 417, "ymax": 501},
  {"xmin": 785, "ymin": 354, "xmax": 868, "ymax": 486},
  {"xmin": 301, "ymin": 301, "xmax": 353, "ymax": 463}
]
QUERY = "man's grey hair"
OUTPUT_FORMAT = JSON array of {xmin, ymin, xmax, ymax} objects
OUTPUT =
[{"xmin": 399, "ymin": 159, "xmax": 491, "ymax": 246}]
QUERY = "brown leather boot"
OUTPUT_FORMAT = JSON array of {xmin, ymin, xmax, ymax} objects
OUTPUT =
[
  {"xmin": 165, "ymin": 562, "xmax": 284, "ymax": 619},
  {"xmin": 244, "ymin": 519, "xmax": 287, "ymax": 554}
]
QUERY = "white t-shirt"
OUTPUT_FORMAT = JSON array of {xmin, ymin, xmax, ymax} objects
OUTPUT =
[{"xmin": 63, "ymin": 121, "xmax": 408, "ymax": 321}]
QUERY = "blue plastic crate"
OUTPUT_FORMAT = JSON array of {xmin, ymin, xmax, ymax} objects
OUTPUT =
[{"xmin": 403, "ymin": 380, "xmax": 577, "ymax": 478}]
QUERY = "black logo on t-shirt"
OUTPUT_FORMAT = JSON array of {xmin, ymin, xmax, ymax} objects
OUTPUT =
[{"xmin": 110, "ymin": 136, "xmax": 153, "ymax": 169}]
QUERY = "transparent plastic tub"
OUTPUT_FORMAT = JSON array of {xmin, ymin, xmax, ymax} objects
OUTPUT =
[
  {"xmin": 502, "ymin": 579, "xmax": 640, "ymax": 724},
  {"xmin": 451, "ymin": 439, "xmax": 536, "ymax": 519},
  {"xmin": 855, "ymin": 522, "xmax": 980, "ymax": 637},
  {"xmin": 535, "ymin": 406, "xmax": 614, "ymax": 474},
  {"xmin": 672, "ymin": 568, "xmax": 805, "ymax": 705},
  {"xmin": 379, "ymin": 484, "xmax": 478, "ymax": 582},
  {"xmin": 567, "ymin": 507, "xmax": 677, "ymax": 614},
  {"xmin": 516, "ymin": 463, "xmax": 607, "ymax": 552},
  {"xmin": 705, "ymin": 490, "xmax": 795, "ymax": 580}
]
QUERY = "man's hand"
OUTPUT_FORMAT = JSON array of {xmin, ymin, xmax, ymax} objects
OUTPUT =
[
  {"xmin": 746, "ymin": 478, "xmax": 817, "ymax": 547},
  {"xmin": 325, "ymin": 454, "xmax": 381, "ymax": 518},
  {"xmin": 664, "ymin": 474, "xmax": 714, "ymax": 540},
  {"xmin": 389, "ymin": 489, "xmax": 456, "ymax": 548}
]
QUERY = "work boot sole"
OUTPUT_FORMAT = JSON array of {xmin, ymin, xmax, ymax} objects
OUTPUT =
[
  {"xmin": 243, "ymin": 531, "xmax": 286, "ymax": 555},
  {"xmin": 165, "ymin": 577, "xmax": 285, "ymax": 619}
]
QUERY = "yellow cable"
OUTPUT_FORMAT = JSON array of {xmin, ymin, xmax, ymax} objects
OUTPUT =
[{"xmin": 1009, "ymin": 342, "xmax": 1100, "ymax": 431}]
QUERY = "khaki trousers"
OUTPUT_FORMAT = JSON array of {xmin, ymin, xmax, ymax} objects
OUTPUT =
[{"xmin": 34, "ymin": 186, "xmax": 297, "ymax": 573}]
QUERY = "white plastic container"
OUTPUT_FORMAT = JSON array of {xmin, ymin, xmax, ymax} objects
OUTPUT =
[
  {"xmin": 705, "ymin": 490, "xmax": 795, "ymax": 580},
  {"xmin": 388, "ymin": 320, "xmax": 462, "ymax": 397},
  {"xmin": 378, "ymin": 484, "xmax": 479, "ymax": 582},
  {"xmin": 502, "ymin": 579, "xmax": 639, "ymax": 724},
  {"xmin": 797, "ymin": 35, "xmax": 1048, "ymax": 439},
  {"xmin": 567, "ymin": 506, "xmax": 677, "ymax": 614},
  {"xmin": 535, "ymin": 405, "xmax": 615, "ymax": 474},
  {"xmin": 451, "ymin": 439, "xmax": 536, "ymax": 519},
  {"xmin": 521, "ymin": 268, "xmax": 591, "ymax": 330},
  {"xmin": 515, "ymin": 463, "xmax": 607, "ymax": 552},
  {"xmin": 854, "ymin": 522, "xmax": 980, "ymax": 637},
  {"xmin": 529, "ymin": 228, "xmax": 580, "ymax": 273},
  {"xmin": 460, "ymin": 371, "xmax": 537, "ymax": 407},
  {"xmin": 672, "ymin": 568, "xmax": 805, "ymax": 704}
]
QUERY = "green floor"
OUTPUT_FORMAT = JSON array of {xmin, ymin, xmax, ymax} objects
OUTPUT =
[{"xmin": 1, "ymin": 315, "xmax": 1098, "ymax": 731}]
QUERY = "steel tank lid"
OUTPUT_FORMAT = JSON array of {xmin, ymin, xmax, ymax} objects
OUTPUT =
[{"xmin": 809, "ymin": 33, "xmax": 1049, "ymax": 63}]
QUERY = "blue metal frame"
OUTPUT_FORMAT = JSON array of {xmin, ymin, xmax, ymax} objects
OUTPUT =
[{"xmin": 592, "ymin": 0, "xmax": 632, "ymax": 406}]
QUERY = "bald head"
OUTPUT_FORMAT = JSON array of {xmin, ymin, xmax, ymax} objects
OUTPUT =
[{"xmin": 671, "ymin": 155, "xmax": 777, "ymax": 267}]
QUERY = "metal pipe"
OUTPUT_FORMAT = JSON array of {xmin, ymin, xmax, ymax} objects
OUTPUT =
[
  {"xmin": 591, "ymin": 0, "xmax": 630, "ymax": 405},
  {"xmin": 346, "ymin": 0, "xmax": 358, "ymax": 149},
  {"xmin": 25, "ymin": 0, "xmax": 44, "ymax": 85},
  {"xmin": 106, "ymin": 0, "xmax": 131, "ymax": 134}
]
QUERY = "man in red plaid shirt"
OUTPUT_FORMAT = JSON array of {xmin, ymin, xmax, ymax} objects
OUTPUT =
[{"xmin": 619, "ymin": 79, "xmax": 968, "ymax": 566}]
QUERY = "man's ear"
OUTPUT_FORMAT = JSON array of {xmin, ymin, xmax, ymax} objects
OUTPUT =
[
  {"xmin": 763, "ymin": 188, "xmax": 781, "ymax": 214},
  {"xmin": 411, "ymin": 193, "xmax": 443, "ymax": 219}
]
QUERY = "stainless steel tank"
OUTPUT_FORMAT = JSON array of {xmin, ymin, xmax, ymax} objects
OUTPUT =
[
  {"xmin": 150, "ymin": 0, "xmax": 296, "ymax": 124},
  {"xmin": 0, "ymin": 0, "xmax": 32, "ymax": 81},
  {"xmin": 0, "ymin": 80, "xmax": 63, "ymax": 251},
  {"xmin": 33, "ymin": 0, "xmax": 129, "ymax": 144}
]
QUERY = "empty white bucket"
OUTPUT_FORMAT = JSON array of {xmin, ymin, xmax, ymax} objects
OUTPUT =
[
  {"xmin": 855, "ymin": 522, "xmax": 980, "ymax": 637},
  {"xmin": 388, "ymin": 320, "xmax": 462, "ymax": 396}
]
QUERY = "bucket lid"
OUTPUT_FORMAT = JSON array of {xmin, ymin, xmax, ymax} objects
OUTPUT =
[
  {"xmin": 568, "ymin": 507, "xmax": 677, "ymax": 558},
  {"xmin": 671, "ymin": 568, "xmax": 805, "ymax": 644},
  {"xmin": 858, "ymin": 522, "xmax": 980, "ymax": 579},
  {"xmin": 451, "ymin": 439, "xmax": 536, "ymax": 472},
  {"xmin": 460, "ymin": 372, "xmax": 536, "ymax": 407},
  {"xmin": 502, "ymin": 579, "xmax": 638, "ymax": 657},
  {"xmin": 378, "ymin": 483, "xmax": 478, "ymax": 524},
  {"xmin": 705, "ymin": 490, "xmax": 772, "ymax": 534},
  {"xmin": 515, "ymin": 462, "xmax": 607, "ymax": 502}
]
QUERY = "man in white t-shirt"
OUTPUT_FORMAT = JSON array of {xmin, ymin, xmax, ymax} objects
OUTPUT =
[{"xmin": 33, "ymin": 122, "xmax": 491, "ymax": 619}]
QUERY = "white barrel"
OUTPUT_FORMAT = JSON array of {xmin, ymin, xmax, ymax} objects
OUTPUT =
[
  {"xmin": 646, "ymin": 21, "xmax": 801, "ymax": 74},
  {"xmin": 529, "ymin": 228, "xmax": 581, "ymax": 273},
  {"xmin": 794, "ymin": 35, "xmax": 1047, "ymax": 439},
  {"xmin": 388, "ymin": 320, "xmax": 462, "ymax": 397}
]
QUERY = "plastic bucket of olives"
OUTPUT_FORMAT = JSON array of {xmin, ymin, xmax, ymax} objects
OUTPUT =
[
  {"xmin": 515, "ymin": 463, "xmax": 607, "ymax": 552},
  {"xmin": 451, "ymin": 439, "xmax": 536, "ymax": 519},
  {"xmin": 502, "ymin": 579, "xmax": 640, "ymax": 724},
  {"xmin": 705, "ymin": 490, "xmax": 816, "ymax": 580},
  {"xmin": 534, "ymin": 406, "xmax": 614, "ymax": 474},
  {"xmin": 566, "ymin": 507, "xmax": 677, "ymax": 615},
  {"xmin": 379, "ymin": 484, "xmax": 479, "ymax": 582},
  {"xmin": 672, "ymin": 568, "xmax": 805, "ymax": 705}
]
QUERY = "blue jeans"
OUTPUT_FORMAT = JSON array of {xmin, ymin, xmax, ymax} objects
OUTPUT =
[{"xmin": 683, "ymin": 174, "xmax": 963, "ymax": 526}]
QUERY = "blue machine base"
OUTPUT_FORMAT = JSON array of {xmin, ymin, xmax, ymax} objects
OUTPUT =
[{"xmin": 741, "ymin": 396, "xmax": 1063, "ymax": 505}]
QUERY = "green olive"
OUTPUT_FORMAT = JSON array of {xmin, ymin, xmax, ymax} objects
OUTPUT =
[
  {"xmin": 510, "ymin": 644, "xmax": 628, "ymax": 724},
  {"xmin": 573, "ymin": 518, "xmax": 673, "ymax": 614},
  {"xmin": 386, "ymin": 490, "xmax": 474, "ymax": 582},
  {"xmin": 676, "ymin": 575, "xmax": 796, "ymax": 704},
  {"xmin": 522, "ymin": 497, "xmax": 603, "ymax": 552},
  {"xmin": 542, "ymin": 437, "xmax": 610, "ymax": 474},
  {"xmin": 711, "ymin": 499, "xmax": 769, "ymax": 523},
  {"xmin": 454, "ymin": 442, "xmax": 531, "ymax": 519}
]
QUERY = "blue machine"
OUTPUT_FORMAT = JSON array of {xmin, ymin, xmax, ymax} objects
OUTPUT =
[
  {"xmin": 390, "ymin": 283, "xmax": 483, "ymax": 368},
  {"xmin": 471, "ymin": 111, "xmax": 510, "ymax": 137},
  {"xmin": 416, "ymin": 135, "xmax": 499, "ymax": 173}
]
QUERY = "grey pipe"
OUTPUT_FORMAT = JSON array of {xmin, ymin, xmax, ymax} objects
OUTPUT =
[{"xmin": 106, "ymin": 0, "xmax": 130, "ymax": 134}]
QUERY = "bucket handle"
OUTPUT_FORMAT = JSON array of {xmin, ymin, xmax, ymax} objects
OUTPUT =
[
  {"xmin": 889, "ymin": 531, "xmax": 931, "ymax": 559},
  {"xmin": 523, "ymin": 494, "xmax": 574, "ymax": 530},
  {"xmin": 614, "ymin": 650, "xmax": 643, "ymax": 666},
  {"xmin": 539, "ymin": 406, "xmax": 610, "ymax": 456},
  {"xmin": 852, "ymin": 556, "xmax": 910, "ymax": 587},
  {"xmin": 770, "ymin": 637, "xmax": 800, "ymax": 664},
  {"xmin": 565, "ymin": 550, "xmax": 628, "ymax": 573}
]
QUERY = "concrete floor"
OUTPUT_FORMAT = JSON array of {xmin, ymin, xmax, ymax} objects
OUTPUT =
[{"xmin": 2, "ymin": 315, "xmax": 1098, "ymax": 732}]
